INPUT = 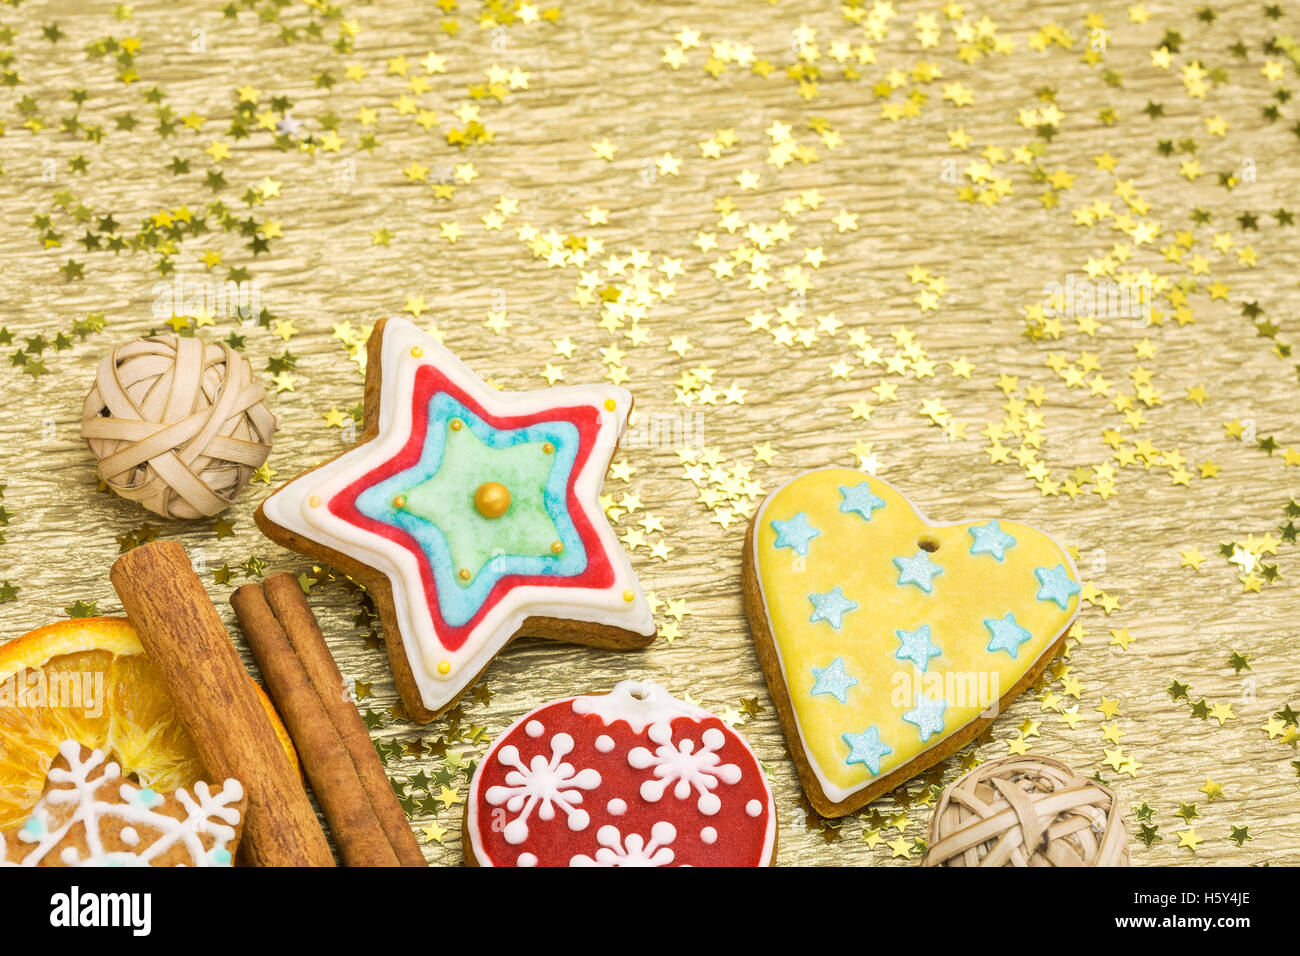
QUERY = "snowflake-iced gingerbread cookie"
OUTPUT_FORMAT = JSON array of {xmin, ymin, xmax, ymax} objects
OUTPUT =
[
  {"xmin": 256, "ymin": 317, "xmax": 656, "ymax": 722},
  {"xmin": 0, "ymin": 740, "xmax": 246, "ymax": 867},
  {"xmin": 743, "ymin": 468, "xmax": 1081, "ymax": 817},
  {"xmin": 465, "ymin": 680, "xmax": 776, "ymax": 866}
]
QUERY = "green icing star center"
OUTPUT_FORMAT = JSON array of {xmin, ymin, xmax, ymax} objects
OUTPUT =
[{"xmin": 398, "ymin": 422, "xmax": 560, "ymax": 585}]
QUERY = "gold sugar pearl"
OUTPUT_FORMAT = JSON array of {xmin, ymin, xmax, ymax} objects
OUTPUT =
[
  {"xmin": 410, "ymin": 346, "xmax": 424, "ymax": 358},
  {"xmin": 474, "ymin": 481, "xmax": 511, "ymax": 519},
  {"xmin": 308, "ymin": 495, "xmax": 321, "ymax": 508},
  {"xmin": 393, "ymin": 494, "xmax": 407, "ymax": 509},
  {"xmin": 458, "ymin": 568, "xmax": 471, "ymax": 581},
  {"xmin": 542, "ymin": 442, "xmax": 554, "ymax": 455},
  {"xmin": 551, "ymin": 541, "xmax": 563, "ymax": 554},
  {"xmin": 622, "ymin": 590, "xmax": 635, "ymax": 603},
  {"xmin": 450, "ymin": 419, "xmax": 463, "ymax": 431},
  {"xmin": 603, "ymin": 398, "xmax": 616, "ymax": 412},
  {"xmin": 437, "ymin": 660, "xmax": 451, "ymax": 675}
]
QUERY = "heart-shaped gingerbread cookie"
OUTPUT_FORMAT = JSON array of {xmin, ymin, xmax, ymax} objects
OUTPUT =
[{"xmin": 743, "ymin": 467, "xmax": 1080, "ymax": 817}]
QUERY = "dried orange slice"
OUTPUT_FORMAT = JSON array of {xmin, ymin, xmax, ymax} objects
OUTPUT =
[{"xmin": 0, "ymin": 616, "xmax": 296, "ymax": 830}]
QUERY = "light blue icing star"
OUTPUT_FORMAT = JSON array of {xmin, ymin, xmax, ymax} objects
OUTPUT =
[
  {"xmin": 356, "ymin": 392, "xmax": 585, "ymax": 629},
  {"xmin": 810, "ymin": 657, "xmax": 858, "ymax": 704},
  {"xmin": 902, "ymin": 693, "xmax": 947, "ymax": 743},
  {"xmin": 771, "ymin": 512, "xmax": 820, "ymax": 557},
  {"xmin": 894, "ymin": 624, "xmax": 942, "ymax": 671},
  {"xmin": 968, "ymin": 519, "xmax": 1017, "ymax": 560},
  {"xmin": 808, "ymin": 586, "xmax": 858, "ymax": 629},
  {"xmin": 984, "ymin": 612, "xmax": 1032, "ymax": 658},
  {"xmin": 1034, "ymin": 563, "xmax": 1081, "ymax": 608},
  {"xmin": 839, "ymin": 481, "xmax": 886, "ymax": 521},
  {"xmin": 842, "ymin": 725, "xmax": 893, "ymax": 776},
  {"xmin": 893, "ymin": 549, "xmax": 943, "ymax": 593}
]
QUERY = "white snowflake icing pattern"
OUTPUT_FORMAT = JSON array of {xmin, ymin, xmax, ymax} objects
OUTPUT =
[
  {"xmin": 569, "ymin": 822, "xmax": 677, "ymax": 867},
  {"xmin": 1, "ymin": 741, "xmax": 243, "ymax": 867},
  {"xmin": 485, "ymin": 728, "xmax": 601, "ymax": 845},
  {"xmin": 627, "ymin": 723, "xmax": 742, "ymax": 815}
]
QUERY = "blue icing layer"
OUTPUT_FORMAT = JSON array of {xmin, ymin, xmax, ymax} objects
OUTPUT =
[{"xmin": 356, "ymin": 392, "xmax": 586, "ymax": 628}]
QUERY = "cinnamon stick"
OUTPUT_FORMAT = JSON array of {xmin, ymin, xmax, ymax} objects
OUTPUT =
[
  {"xmin": 110, "ymin": 541, "xmax": 335, "ymax": 867},
  {"xmin": 233, "ymin": 575, "xmax": 425, "ymax": 867},
  {"xmin": 262, "ymin": 574, "xmax": 426, "ymax": 867}
]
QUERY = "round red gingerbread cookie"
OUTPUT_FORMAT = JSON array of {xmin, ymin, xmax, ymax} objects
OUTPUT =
[{"xmin": 465, "ymin": 680, "xmax": 777, "ymax": 866}]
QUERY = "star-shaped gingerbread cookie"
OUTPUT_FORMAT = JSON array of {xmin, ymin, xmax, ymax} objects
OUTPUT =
[{"xmin": 256, "ymin": 318, "xmax": 656, "ymax": 721}]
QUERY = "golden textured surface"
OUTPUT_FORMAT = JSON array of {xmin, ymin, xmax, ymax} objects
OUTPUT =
[{"xmin": 1, "ymin": 0, "xmax": 1299, "ymax": 865}]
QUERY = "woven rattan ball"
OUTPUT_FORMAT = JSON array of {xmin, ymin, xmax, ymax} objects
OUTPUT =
[
  {"xmin": 922, "ymin": 755, "xmax": 1129, "ymax": 867},
  {"xmin": 81, "ymin": 335, "xmax": 276, "ymax": 519}
]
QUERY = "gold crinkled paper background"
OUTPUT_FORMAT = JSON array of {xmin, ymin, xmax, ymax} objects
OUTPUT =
[{"xmin": 1, "ymin": 0, "xmax": 1298, "ymax": 865}]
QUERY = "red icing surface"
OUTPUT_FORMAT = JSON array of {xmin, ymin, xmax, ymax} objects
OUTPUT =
[
  {"xmin": 330, "ymin": 363, "xmax": 615, "ymax": 652},
  {"xmin": 470, "ymin": 697, "xmax": 775, "ymax": 867}
]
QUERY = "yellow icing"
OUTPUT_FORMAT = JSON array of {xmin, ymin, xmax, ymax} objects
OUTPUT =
[{"xmin": 754, "ymin": 468, "xmax": 1079, "ymax": 802}]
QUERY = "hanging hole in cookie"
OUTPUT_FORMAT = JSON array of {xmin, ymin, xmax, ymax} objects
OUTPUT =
[
  {"xmin": 918, "ymin": 535, "xmax": 940, "ymax": 553},
  {"xmin": 629, "ymin": 687, "xmax": 647, "ymax": 701}
]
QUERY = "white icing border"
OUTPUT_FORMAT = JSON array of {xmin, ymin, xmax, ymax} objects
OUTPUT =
[
  {"xmin": 571, "ymin": 679, "xmax": 712, "ymax": 733},
  {"xmin": 466, "ymin": 681, "xmax": 778, "ymax": 867},
  {"xmin": 261, "ymin": 318, "xmax": 655, "ymax": 713},
  {"xmin": 750, "ymin": 467, "xmax": 1081, "ymax": 805}
]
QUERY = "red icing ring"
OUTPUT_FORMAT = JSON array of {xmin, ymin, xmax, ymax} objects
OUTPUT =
[
  {"xmin": 466, "ymin": 681, "xmax": 777, "ymax": 867},
  {"xmin": 329, "ymin": 363, "xmax": 614, "ymax": 653}
]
